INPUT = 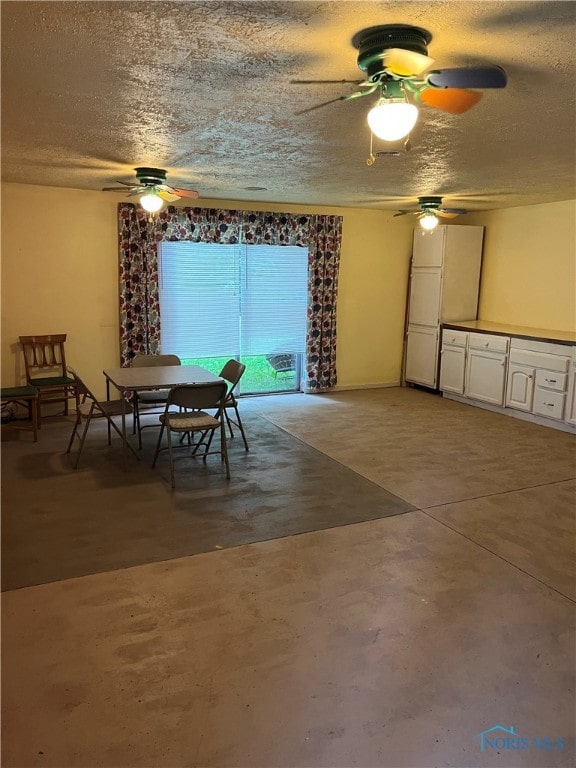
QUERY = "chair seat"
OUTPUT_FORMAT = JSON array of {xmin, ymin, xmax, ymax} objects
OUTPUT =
[
  {"xmin": 160, "ymin": 410, "xmax": 220, "ymax": 432},
  {"xmin": 1, "ymin": 385, "xmax": 38, "ymax": 399},
  {"xmin": 29, "ymin": 375, "xmax": 75, "ymax": 387}
]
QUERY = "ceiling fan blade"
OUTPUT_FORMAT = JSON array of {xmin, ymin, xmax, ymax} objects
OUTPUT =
[
  {"xmin": 438, "ymin": 207, "xmax": 468, "ymax": 216},
  {"xmin": 172, "ymin": 187, "xmax": 199, "ymax": 199},
  {"xmin": 426, "ymin": 66, "xmax": 507, "ymax": 89},
  {"xmin": 419, "ymin": 87, "xmax": 482, "ymax": 114},
  {"xmin": 157, "ymin": 191, "xmax": 180, "ymax": 202},
  {"xmin": 290, "ymin": 79, "xmax": 364, "ymax": 85},
  {"xmin": 102, "ymin": 186, "xmax": 132, "ymax": 192},
  {"xmin": 393, "ymin": 210, "xmax": 419, "ymax": 217},
  {"xmin": 295, "ymin": 95, "xmax": 350, "ymax": 115},
  {"xmin": 382, "ymin": 48, "xmax": 435, "ymax": 76},
  {"xmin": 436, "ymin": 211, "xmax": 460, "ymax": 219}
]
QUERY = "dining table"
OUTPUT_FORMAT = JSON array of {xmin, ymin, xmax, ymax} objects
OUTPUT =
[{"xmin": 103, "ymin": 364, "xmax": 223, "ymax": 466}]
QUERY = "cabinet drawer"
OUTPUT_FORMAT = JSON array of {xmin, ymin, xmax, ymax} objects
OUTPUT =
[
  {"xmin": 469, "ymin": 333, "xmax": 509, "ymax": 353},
  {"xmin": 534, "ymin": 369, "xmax": 567, "ymax": 392},
  {"xmin": 509, "ymin": 349, "xmax": 570, "ymax": 372},
  {"xmin": 533, "ymin": 388, "xmax": 566, "ymax": 420},
  {"xmin": 442, "ymin": 329, "xmax": 468, "ymax": 348}
]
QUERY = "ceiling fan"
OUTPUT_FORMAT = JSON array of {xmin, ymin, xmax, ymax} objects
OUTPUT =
[
  {"xmin": 292, "ymin": 24, "xmax": 507, "ymax": 145},
  {"xmin": 394, "ymin": 196, "xmax": 468, "ymax": 231},
  {"xmin": 102, "ymin": 167, "xmax": 199, "ymax": 212}
]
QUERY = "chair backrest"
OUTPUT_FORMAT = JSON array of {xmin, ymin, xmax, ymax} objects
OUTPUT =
[
  {"xmin": 66, "ymin": 367, "xmax": 97, "ymax": 404},
  {"xmin": 20, "ymin": 334, "xmax": 68, "ymax": 380},
  {"xmin": 132, "ymin": 354, "xmax": 181, "ymax": 368},
  {"xmin": 219, "ymin": 359, "xmax": 246, "ymax": 393},
  {"xmin": 168, "ymin": 381, "xmax": 228, "ymax": 412}
]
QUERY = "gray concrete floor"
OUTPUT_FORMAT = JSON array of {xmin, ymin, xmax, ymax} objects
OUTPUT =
[{"xmin": 2, "ymin": 387, "xmax": 575, "ymax": 767}]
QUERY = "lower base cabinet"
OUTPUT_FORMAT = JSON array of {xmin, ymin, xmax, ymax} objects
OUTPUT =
[{"xmin": 439, "ymin": 327, "xmax": 575, "ymax": 433}]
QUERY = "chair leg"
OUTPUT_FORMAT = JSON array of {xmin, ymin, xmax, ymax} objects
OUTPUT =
[
  {"xmin": 152, "ymin": 421, "xmax": 166, "ymax": 468},
  {"xmin": 167, "ymin": 430, "xmax": 176, "ymax": 489},
  {"xmin": 232, "ymin": 404, "xmax": 249, "ymax": 451},
  {"xmin": 221, "ymin": 422, "xmax": 230, "ymax": 479},
  {"xmin": 225, "ymin": 410, "xmax": 235, "ymax": 439},
  {"xmin": 66, "ymin": 414, "xmax": 82, "ymax": 455},
  {"xmin": 73, "ymin": 413, "xmax": 93, "ymax": 469}
]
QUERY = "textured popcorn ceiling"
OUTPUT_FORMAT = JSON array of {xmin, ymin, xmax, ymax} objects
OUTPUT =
[{"xmin": 1, "ymin": 1, "xmax": 575, "ymax": 211}]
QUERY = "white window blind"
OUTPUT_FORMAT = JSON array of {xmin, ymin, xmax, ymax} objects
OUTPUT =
[{"xmin": 158, "ymin": 242, "xmax": 308, "ymax": 360}]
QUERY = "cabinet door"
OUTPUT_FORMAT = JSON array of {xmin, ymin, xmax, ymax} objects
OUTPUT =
[
  {"xmin": 439, "ymin": 346, "xmax": 466, "ymax": 394},
  {"xmin": 412, "ymin": 227, "xmax": 445, "ymax": 266},
  {"xmin": 409, "ymin": 268, "xmax": 442, "ymax": 326},
  {"xmin": 566, "ymin": 368, "xmax": 576, "ymax": 425},
  {"xmin": 506, "ymin": 364, "xmax": 535, "ymax": 411},
  {"xmin": 465, "ymin": 349, "xmax": 507, "ymax": 405},
  {"xmin": 405, "ymin": 326, "xmax": 439, "ymax": 387}
]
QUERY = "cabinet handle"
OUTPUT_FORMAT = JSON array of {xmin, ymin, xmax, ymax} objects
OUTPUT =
[
  {"xmin": 543, "ymin": 402, "xmax": 554, "ymax": 407},
  {"xmin": 545, "ymin": 378, "xmax": 557, "ymax": 384}
]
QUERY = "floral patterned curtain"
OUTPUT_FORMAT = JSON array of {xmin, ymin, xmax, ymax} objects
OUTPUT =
[{"xmin": 118, "ymin": 204, "xmax": 342, "ymax": 391}]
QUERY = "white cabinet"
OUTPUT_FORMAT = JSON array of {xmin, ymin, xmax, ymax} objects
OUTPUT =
[
  {"xmin": 464, "ymin": 333, "xmax": 509, "ymax": 406},
  {"xmin": 506, "ymin": 364, "xmax": 535, "ymax": 411},
  {"xmin": 439, "ymin": 329, "xmax": 468, "ymax": 394},
  {"xmin": 465, "ymin": 350, "xmax": 508, "ymax": 405},
  {"xmin": 405, "ymin": 225, "xmax": 483, "ymax": 389},
  {"xmin": 409, "ymin": 269, "xmax": 442, "ymax": 326},
  {"xmin": 566, "ymin": 362, "xmax": 576, "ymax": 426},
  {"xmin": 442, "ymin": 327, "xmax": 575, "ymax": 433},
  {"xmin": 405, "ymin": 327, "xmax": 439, "ymax": 387},
  {"xmin": 509, "ymin": 339, "xmax": 570, "ymax": 422}
]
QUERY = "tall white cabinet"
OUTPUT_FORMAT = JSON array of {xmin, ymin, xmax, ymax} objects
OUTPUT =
[{"xmin": 404, "ymin": 225, "xmax": 484, "ymax": 388}]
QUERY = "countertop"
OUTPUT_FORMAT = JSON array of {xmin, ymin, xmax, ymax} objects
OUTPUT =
[{"xmin": 442, "ymin": 320, "xmax": 576, "ymax": 345}]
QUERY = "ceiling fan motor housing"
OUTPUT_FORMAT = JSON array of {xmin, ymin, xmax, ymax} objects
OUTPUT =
[
  {"xmin": 134, "ymin": 167, "xmax": 167, "ymax": 186},
  {"xmin": 353, "ymin": 24, "xmax": 432, "ymax": 82},
  {"xmin": 418, "ymin": 196, "xmax": 442, "ymax": 211}
]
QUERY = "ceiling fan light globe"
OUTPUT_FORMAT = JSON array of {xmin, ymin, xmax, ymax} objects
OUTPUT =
[
  {"xmin": 367, "ymin": 100, "xmax": 418, "ymax": 141},
  {"xmin": 140, "ymin": 193, "xmax": 164, "ymax": 213},
  {"xmin": 419, "ymin": 211, "xmax": 439, "ymax": 231}
]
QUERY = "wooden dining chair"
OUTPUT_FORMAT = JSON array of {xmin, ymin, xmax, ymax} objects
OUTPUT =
[
  {"xmin": 152, "ymin": 381, "xmax": 230, "ymax": 488},
  {"xmin": 66, "ymin": 367, "xmax": 139, "ymax": 469},
  {"xmin": 19, "ymin": 334, "xmax": 76, "ymax": 423},
  {"xmin": 131, "ymin": 353, "xmax": 181, "ymax": 448}
]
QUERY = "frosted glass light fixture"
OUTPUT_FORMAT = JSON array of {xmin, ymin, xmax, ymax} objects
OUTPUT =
[
  {"xmin": 140, "ymin": 192, "xmax": 164, "ymax": 213},
  {"xmin": 419, "ymin": 211, "xmax": 439, "ymax": 231},
  {"xmin": 367, "ymin": 99, "xmax": 419, "ymax": 141}
]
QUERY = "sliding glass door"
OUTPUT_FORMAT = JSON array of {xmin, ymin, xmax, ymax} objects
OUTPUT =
[{"xmin": 158, "ymin": 242, "xmax": 308, "ymax": 394}]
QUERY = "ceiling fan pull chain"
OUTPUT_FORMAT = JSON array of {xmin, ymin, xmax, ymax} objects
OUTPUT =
[{"xmin": 366, "ymin": 132, "xmax": 376, "ymax": 166}]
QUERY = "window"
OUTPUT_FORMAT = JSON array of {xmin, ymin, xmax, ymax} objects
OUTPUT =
[{"xmin": 158, "ymin": 242, "xmax": 308, "ymax": 394}]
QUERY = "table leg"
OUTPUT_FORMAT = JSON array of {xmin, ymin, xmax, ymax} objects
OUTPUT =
[
  {"xmin": 106, "ymin": 378, "xmax": 112, "ymax": 445},
  {"xmin": 120, "ymin": 391, "xmax": 128, "ymax": 469}
]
